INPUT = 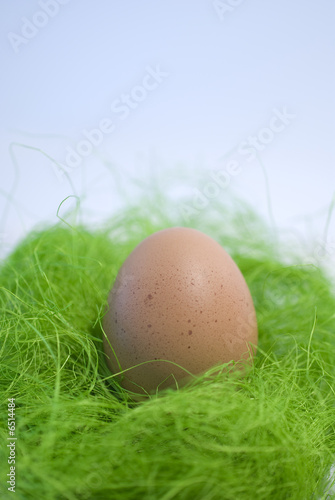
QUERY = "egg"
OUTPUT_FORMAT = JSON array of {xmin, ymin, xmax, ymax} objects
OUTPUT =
[{"xmin": 103, "ymin": 227, "xmax": 258, "ymax": 397}]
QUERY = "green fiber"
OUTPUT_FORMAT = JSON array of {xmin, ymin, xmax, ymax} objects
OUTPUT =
[{"xmin": 0, "ymin": 197, "xmax": 335, "ymax": 500}]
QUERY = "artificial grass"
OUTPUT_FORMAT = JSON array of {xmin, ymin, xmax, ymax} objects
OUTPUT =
[{"xmin": 0, "ymin": 196, "xmax": 335, "ymax": 499}]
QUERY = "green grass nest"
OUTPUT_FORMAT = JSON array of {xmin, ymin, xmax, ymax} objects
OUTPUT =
[{"xmin": 1, "ymin": 194, "xmax": 335, "ymax": 500}]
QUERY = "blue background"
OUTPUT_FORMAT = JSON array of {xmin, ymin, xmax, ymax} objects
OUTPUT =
[{"xmin": 1, "ymin": 0, "xmax": 334, "ymax": 269}]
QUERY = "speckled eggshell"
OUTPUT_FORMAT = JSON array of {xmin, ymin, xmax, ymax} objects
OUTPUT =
[{"xmin": 103, "ymin": 227, "xmax": 258, "ymax": 396}]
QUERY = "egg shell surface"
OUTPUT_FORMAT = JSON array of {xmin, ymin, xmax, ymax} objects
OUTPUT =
[{"xmin": 103, "ymin": 227, "xmax": 258, "ymax": 396}]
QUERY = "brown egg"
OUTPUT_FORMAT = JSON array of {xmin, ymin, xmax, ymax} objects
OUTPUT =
[{"xmin": 103, "ymin": 227, "xmax": 258, "ymax": 397}]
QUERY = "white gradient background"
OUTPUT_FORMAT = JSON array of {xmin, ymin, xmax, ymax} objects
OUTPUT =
[{"xmin": 0, "ymin": 0, "xmax": 335, "ymax": 266}]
